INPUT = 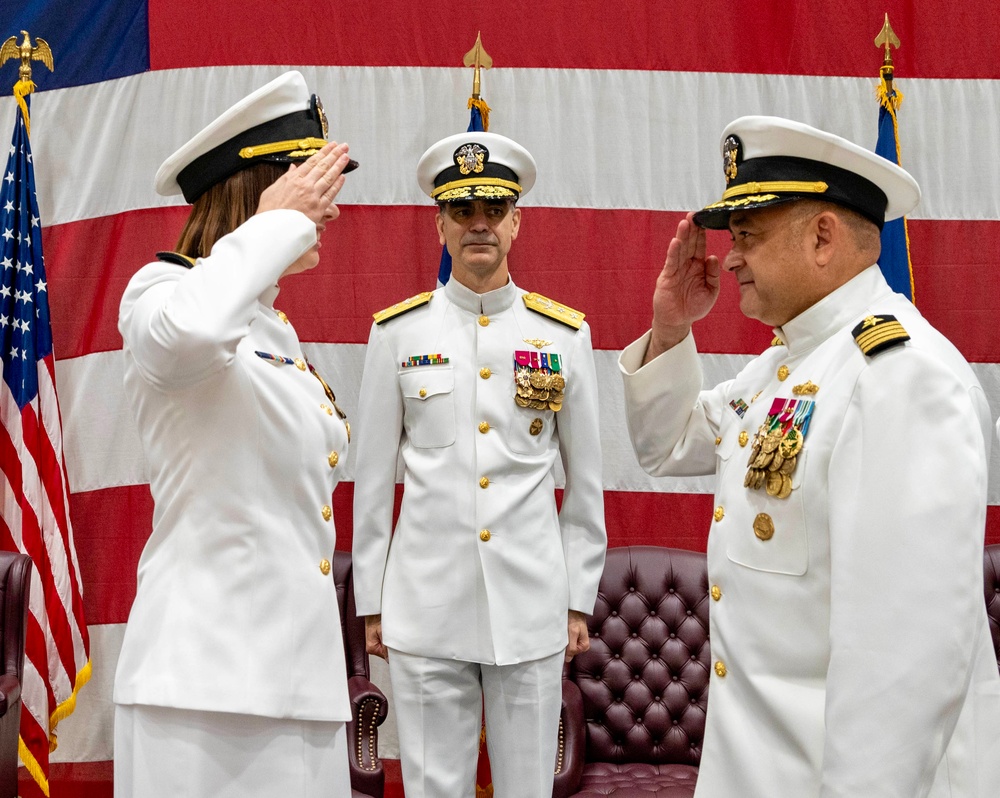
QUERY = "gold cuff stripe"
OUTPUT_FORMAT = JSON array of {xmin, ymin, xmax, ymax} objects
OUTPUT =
[
  {"xmin": 431, "ymin": 177, "xmax": 522, "ymax": 199},
  {"xmin": 721, "ymin": 181, "xmax": 829, "ymax": 200},
  {"xmin": 239, "ymin": 137, "xmax": 328, "ymax": 159}
]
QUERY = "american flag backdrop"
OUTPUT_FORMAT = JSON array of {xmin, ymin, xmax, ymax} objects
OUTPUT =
[
  {"xmin": 1, "ymin": 0, "xmax": 999, "ymax": 783},
  {"xmin": 0, "ymin": 89, "xmax": 90, "ymax": 794}
]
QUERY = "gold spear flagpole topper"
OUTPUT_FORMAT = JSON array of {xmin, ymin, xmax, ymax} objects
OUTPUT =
[
  {"xmin": 874, "ymin": 14, "xmax": 901, "ymax": 97},
  {"xmin": 1, "ymin": 30, "xmax": 54, "ymax": 136},
  {"xmin": 463, "ymin": 31, "xmax": 492, "ymax": 130}
]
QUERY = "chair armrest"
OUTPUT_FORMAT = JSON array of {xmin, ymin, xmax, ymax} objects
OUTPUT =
[
  {"xmin": 0, "ymin": 674, "xmax": 20, "ymax": 716},
  {"xmin": 347, "ymin": 675, "xmax": 388, "ymax": 797},
  {"xmin": 552, "ymin": 676, "xmax": 585, "ymax": 798}
]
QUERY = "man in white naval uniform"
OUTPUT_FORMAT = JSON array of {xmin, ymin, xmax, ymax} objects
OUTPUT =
[
  {"xmin": 619, "ymin": 117, "xmax": 1000, "ymax": 797},
  {"xmin": 352, "ymin": 132, "xmax": 607, "ymax": 798}
]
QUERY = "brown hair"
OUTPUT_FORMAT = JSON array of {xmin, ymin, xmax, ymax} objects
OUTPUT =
[{"xmin": 174, "ymin": 162, "xmax": 288, "ymax": 258}]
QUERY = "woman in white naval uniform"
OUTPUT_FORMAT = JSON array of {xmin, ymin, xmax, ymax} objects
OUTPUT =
[{"xmin": 113, "ymin": 72, "xmax": 357, "ymax": 797}]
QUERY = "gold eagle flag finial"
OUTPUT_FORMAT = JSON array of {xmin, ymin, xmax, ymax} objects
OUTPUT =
[{"xmin": 1, "ymin": 30, "xmax": 54, "ymax": 136}]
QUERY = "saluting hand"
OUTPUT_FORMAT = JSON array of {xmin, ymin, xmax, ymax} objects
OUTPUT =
[
  {"xmin": 644, "ymin": 212, "xmax": 721, "ymax": 364},
  {"xmin": 255, "ymin": 141, "xmax": 352, "ymax": 225}
]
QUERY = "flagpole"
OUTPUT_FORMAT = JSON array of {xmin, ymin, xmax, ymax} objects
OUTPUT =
[
  {"xmin": 1, "ymin": 31, "xmax": 92, "ymax": 798},
  {"xmin": 872, "ymin": 14, "xmax": 915, "ymax": 302}
]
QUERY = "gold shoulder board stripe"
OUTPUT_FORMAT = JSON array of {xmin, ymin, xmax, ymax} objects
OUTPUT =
[
  {"xmin": 770, "ymin": 335, "xmax": 784, "ymax": 347},
  {"xmin": 522, "ymin": 292, "xmax": 585, "ymax": 330},
  {"xmin": 373, "ymin": 292, "xmax": 434, "ymax": 325},
  {"xmin": 852, "ymin": 314, "xmax": 910, "ymax": 356},
  {"xmin": 156, "ymin": 251, "xmax": 196, "ymax": 269}
]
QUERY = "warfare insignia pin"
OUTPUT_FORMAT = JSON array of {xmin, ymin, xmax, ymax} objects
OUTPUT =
[{"xmin": 455, "ymin": 143, "xmax": 487, "ymax": 175}]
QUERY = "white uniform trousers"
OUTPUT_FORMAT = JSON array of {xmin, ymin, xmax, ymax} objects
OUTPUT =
[
  {"xmin": 388, "ymin": 648, "xmax": 564, "ymax": 798},
  {"xmin": 113, "ymin": 704, "xmax": 351, "ymax": 797}
]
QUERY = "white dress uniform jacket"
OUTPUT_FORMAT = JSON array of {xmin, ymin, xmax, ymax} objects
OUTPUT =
[
  {"xmin": 353, "ymin": 277, "xmax": 607, "ymax": 664},
  {"xmin": 114, "ymin": 210, "xmax": 351, "ymax": 722},
  {"xmin": 619, "ymin": 266, "xmax": 1000, "ymax": 798}
]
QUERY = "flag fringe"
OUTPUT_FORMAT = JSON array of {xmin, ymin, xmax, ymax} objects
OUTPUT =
[
  {"xmin": 18, "ymin": 736, "xmax": 50, "ymax": 797},
  {"xmin": 50, "ymin": 658, "xmax": 93, "ymax": 735},
  {"xmin": 12, "ymin": 79, "xmax": 36, "ymax": 137},
  {"xmin": 468, "ymin": 97, "xmax": 491, "ymax": 131}
]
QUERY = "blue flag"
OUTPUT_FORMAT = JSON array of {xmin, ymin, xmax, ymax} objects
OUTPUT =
[
  {"xmin": 875, "ymin": 76, "xmax": 914, "ymax": 302},
  {"xmin": 436, "ymin": 102, "xmax": 486, "ymax": 287}
]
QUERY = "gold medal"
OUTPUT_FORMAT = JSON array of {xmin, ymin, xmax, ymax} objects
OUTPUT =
[
  {"xmin": 777, "ymin": 474, "xmax": 793, "ymax": 499},
  {"xmin": 765, "ymin": 471, "xmax": 783, "ymax": 496},
  {"xmin": 779, "ymin": 428, "xmax": 803, "ymax": 458}
]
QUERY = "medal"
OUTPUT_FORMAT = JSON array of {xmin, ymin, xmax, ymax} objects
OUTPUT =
[
  {"xmin": 513, "ymin": 350, "xmax": 565, "ymax": 412},
  {"xmin": 743, "ymin": 396, "xmax": 815, "ymax": 499}
]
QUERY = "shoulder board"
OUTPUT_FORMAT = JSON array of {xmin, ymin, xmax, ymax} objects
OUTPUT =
[
  {"xmin": 770, "ymin": 335, "xmax": 784, "ymax": 347},
  {"xmin": 156, "ymin": 251, "xmax": 196, "ymax": 269},
  {"xmin": 522, "ymin": 292, "xmax": 585, "ymax": 330},
  {"xmin": 852, "ymin": 314, "xmax": 910, "ymax": 357},
  {"xmin": 373, "ymin": 292, "xmax": 434, "ymax": 325}
]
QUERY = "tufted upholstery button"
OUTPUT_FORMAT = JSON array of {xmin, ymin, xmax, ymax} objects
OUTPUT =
[
  {"xmin": 686, "ymin": 610, "xmax": 692, "ymax": 616},
  {"xmin": 631, "ymin": 632, "xmax": 638, "ymax": 638},
  {"xmin": 672, "ymin": 675, "xmax": 678, "ymax": 682},
  {"xmin": 669, "ymin": 633, "xmax": 676, "ymax": 639},
  {"xmin": 611, "ymin": 610, "xmax": 618, "ymax": 616},
  {"xmin": 614, "ymin": 654, "xmax": 620, "ymax": 659},
  {"xmin": 629, "ymin": 586, "xmax": 636, "ymax": 592}
]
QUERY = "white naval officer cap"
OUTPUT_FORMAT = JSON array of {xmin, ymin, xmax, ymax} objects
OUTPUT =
[
  {"xmin": 693, "ymin": 115, "xmax": 921, "ymax": 231},
  {"xmin": 416, "ymin": 131, "xmax": 537, "ymax": 202},
  {"xmin": 155, "ymin": 70, "xmax": 356, "ymax": 204}
]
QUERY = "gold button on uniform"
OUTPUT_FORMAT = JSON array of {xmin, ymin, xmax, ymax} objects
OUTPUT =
[
  {"xmin": 714, "ymin": 436, "xmax": 722, "ymax": 446},
  {"xmin": 321, "ymin": 505, "xmax": 332, "ymax": 522},
  {"xmin": 711, "ymin": 585, "xmax": 722, "ymax": 601},
  {"xmin": 319, "ymin": 558, "xmax": 331, "ymax": 576},
  {"xmin": 478, "ymin": 315, "xmax": 490, "ymax": 327},
  {"xmin": 480, "ymin": 529, "xmax": 491, "ymax": 542},
  {"xmin": 419, "ymin": 388, "xmax": 427, "ymax": 398},
  {"xmin": 479, "ymin": 476, "xmax": 490, "ymax": 489},
  {"xmin": 714, "ymin": 661, "xmax": 727, "ymax": 677},
  {"xmin": 753, "ymin": 513, "xmax": 775, "ymax": 541},
  {"xmin": 479, "ymin": 421, "xmax": 490, "ymax": 434},
  {"xmin": 480, "ymin": 367, "xmax": 492, "ymax": 379},
  {"xmin": 739, "ymin": 431, "xmax": 749, "ymax": 447},
  {"xmin": 328, "ymin": 451, "xmax": 339, "ymax": 468},
  {"xmin": 294, "ymin": 358, "xmax": 307, "ymax": 371},
  {"xmin": 777, "ymin": 365, "xmax": 790, "ymax": 381},
  {"xmin": 714, "ymin": 506, "xmax": 725, "ymax": 522}
]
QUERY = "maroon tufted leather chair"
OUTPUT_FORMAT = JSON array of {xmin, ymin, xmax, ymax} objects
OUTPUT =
[
  {"xmin": 553, "ymin": 546, "xmax": 710, "ymax": 798},
  {"xmin": 333, "ymin": 551, "xmax": 388, "ymax": 798},
  {"xmin": 985, "ymin": 544, "xmax": 1000, "ymax": 673},
  {"xmin": 0, "ymin": 552, "xmax": 31, "ymax": 798}
]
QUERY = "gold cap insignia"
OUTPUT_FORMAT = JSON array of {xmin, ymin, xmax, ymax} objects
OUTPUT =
[
  {"xmin": 455, "ymin": 143, "xmax": 487, "ymax": 175},
  {"xmin": 723, "ymin": 135, "xmax": 741, "ymax": 184},
  {"xmin": 312, "ymin": 95, "xmax": 329, "ymax": 140}
]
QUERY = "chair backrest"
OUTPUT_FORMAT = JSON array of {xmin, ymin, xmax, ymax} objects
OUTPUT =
[
  {"xmin": 0, "ymin": 552, "xmax": 31, "ymax": 681},
  {"xmin": 985, "ymin": 544, "xmax": 1000, "ymax": 673},
  {"xmin": 568, "ymin": 545, "xmax": 710, "ymax": 766},
  {"xmin": 333, "ymin": 551, "xmax": 369, "ymax": 679}
]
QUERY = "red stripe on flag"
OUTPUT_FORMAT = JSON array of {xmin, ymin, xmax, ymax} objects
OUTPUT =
[
  {"xmin": 44, "ymin": 209, "xmax": 1000, "ymax": 361},
  {"xmin": 147, "ymin": 0, "xmax": 1000, "ymax": 79},
  {"xmin": 11, "ymin": 404, "xmax": 79, "ymax": 695}
]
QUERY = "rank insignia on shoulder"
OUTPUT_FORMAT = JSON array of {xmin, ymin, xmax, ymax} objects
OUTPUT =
[
  {"xmin": 852, "ymin": 314, "xmax": 910, "ymax": 357},
  {"xmin": 156, "ymin": 251, "xmax": 196, "ymax": 269},
  {"xmin": 373, "ymin": 292, "xmax": 434, "ymax": 325},
  {"xmin": 522, "ymin": 292, "xmax": 584, "ymax": 330}
]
